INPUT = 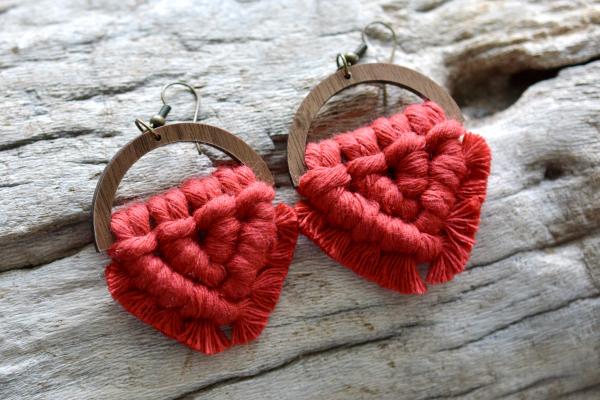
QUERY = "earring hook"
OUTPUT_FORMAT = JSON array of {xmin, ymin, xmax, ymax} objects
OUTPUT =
[
  {"xmin": 361, "ymin": 21, "xmax": 398, "ymax": 64},
  {"xmin": 159, "ymin": 81, "xmax": 205, "ymax": 155},
  {"xmin": 135, "ymin": 81, "xmax": 204, "ymax": 154},
  {"xmin": 160, "ymin": 81, "xmax": 200, "ymax": 123},
  {"xmin": 336, "ymin": 21, "xmax": 398, "ymax": 79}
]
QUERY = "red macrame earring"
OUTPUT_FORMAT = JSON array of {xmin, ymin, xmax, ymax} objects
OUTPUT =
[
  {"xmin": 92, "ymin": 82, "xmax": 298, "ymax": 354},
  {"xmin": 287, "ymin": 22, "xmax": 491, "ymax": 295}
]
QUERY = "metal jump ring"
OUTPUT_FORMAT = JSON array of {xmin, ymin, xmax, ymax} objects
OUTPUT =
[
  {"xmin": 135, "ymin": 118, "xmax": 161, "ymax": 140},
  {"xmin": 336, "ymin": 53, "xmax": 351, "ymax": 79}
]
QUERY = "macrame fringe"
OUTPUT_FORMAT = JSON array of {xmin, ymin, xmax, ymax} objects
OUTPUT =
[{"xmin": 296, "ymin": 202, "xmax": 427, "ymax": 294}]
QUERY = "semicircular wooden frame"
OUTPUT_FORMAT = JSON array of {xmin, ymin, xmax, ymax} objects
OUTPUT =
[
  {"xmin": 92, "ymin": 122, "xmax": 274, "ymax": 252},
  {"xmin": 287, "ymin": 63, "xmax": 464, "ymax": 187}
]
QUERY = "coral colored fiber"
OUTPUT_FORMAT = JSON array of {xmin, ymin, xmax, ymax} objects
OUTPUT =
[
  {"xmin": 105, "ymin": 166, "xmax": 298, "ymax": 355},
  {"xmin": 296, "ymin": 101, "xmax": 491, "ymax": 294}
]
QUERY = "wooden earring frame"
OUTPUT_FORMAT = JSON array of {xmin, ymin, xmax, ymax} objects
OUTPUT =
[
  {"xmin": 286, "ymin": 63, "xmax": 464, "ymax": 187},
  {"xmin": 92, "ymin": 122, "xmax": 274, "ymax": 252}
]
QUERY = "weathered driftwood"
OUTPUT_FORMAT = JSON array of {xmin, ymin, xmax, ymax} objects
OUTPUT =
[{"xmin": 1, "ymin": 0, "xmax": 600, "ymax": 399}]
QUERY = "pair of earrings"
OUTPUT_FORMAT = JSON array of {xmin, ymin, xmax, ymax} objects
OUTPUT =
[{"xmin": 91, "ymin": 22, "xmax": 491, "ymax": 354}]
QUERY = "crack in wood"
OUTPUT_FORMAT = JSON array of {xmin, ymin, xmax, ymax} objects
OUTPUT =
[
  {"xmin": 0, "ymin": 129, "xmax": 95, "ymax": 152},
  {"xmin": 467, "ymin": 228, "xmax": 600, "ymax": 274},
  {"xmin": 0, "ymin": 241, "xmax": 92, "ymax": 274},
  {"xmin": 556, "ymin": 382, "xmax": 600, "ymax": 398},
  {"xmin": 171, "ymin": 330, "xmax": 409, "ymax": 400},
  {"xmin": 420, "ymin": 380, "xmax": 496, "ymax": 400},
  {"xmin": 438, "ymin": 295, "xmax": 600, "ymax": 352},
  {"xmin": 0, "ymin": 181, "xmax": 32, "ymax": 188},
  {"xmin": 269, "ymin": 301, "xmax": 425, "ymax": 329},
  {"xmin": 447, "ymin": 40, "xmax": 600, "ymax": 119},
  {"xmin": 495, "ymin": 374, "xmax": 572, "ymax": 399}
]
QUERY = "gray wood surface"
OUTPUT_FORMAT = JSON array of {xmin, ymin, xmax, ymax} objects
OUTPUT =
[{"xmin": 1, "ymin": 0, "xmax": 599, "ymax": 399}]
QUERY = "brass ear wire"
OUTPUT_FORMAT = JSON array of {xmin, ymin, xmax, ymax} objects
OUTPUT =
[
  {"xmin": 361, "ymin": 21, "xmax": 398, "ymax": 64},
  {"xmin": 135, "ymin": 81, "xmax": 204, "ymax": 153},
  {"xmin": 335, "ymin": 21, "xmax": 399, "ymax": 106},
  {"xmin": 159, "ymin": 82, "xmax": 204, "ymax": 154},
  {"xmin": 159, "ymin": 81, "xmax": 200, "ymax": 124},
  {"xmin": 336, "ymin": 21, "xmax": 399, "ymax": 78}
]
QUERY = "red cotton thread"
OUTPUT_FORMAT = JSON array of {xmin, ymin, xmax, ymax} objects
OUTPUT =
[
  {"xmin": 105, "ymin": 165, "xmax": 299, "ymax": 355},
  {"xmin": 296, "ymin": 101, "xmax": 491, "ymax": 294}
]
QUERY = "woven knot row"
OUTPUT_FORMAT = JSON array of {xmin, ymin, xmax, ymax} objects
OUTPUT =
[
  {"xmin": 106, "ymin": 165, "xmax": 299, "ymax": 354},
  {"xmin": 110, "ymin": 166, "xmax": 276, "ymax": 290},
  {"xmin": 297, "ymin": 101, "xmax": 491, "ymax": 294}
]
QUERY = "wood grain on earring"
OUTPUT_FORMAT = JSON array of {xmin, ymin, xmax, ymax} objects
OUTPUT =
[
  {"xmin": 92, "ymin": 122, "xmax": 274, "ymax": 252},
  {"xmin": 287, "ymin": 63, "xmax": 463, "ymax": 186}
]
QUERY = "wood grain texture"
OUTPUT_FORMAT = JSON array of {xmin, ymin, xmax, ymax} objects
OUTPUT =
[
  {"xmin": 1, "ymin": 0, "xmax": 600, "ymax": 399},
  {"xmin": 286, "ymin": 63, "xmax": 463, "ymax": 185},
  {"xmin": 92, "ymin": 122, "xmax": 274, "ymax": 251}
]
